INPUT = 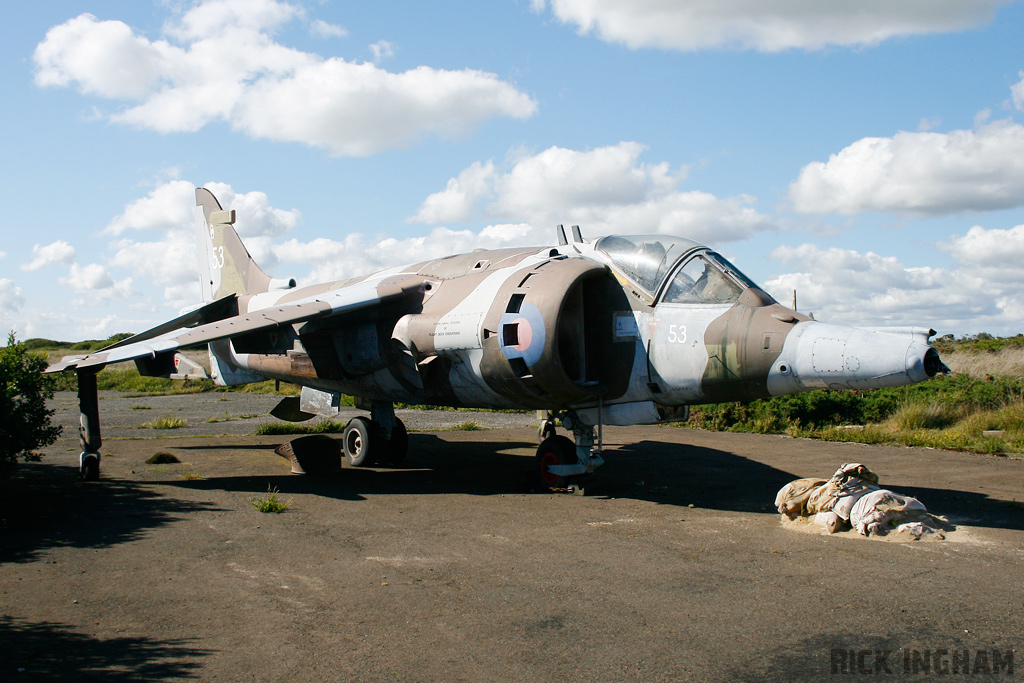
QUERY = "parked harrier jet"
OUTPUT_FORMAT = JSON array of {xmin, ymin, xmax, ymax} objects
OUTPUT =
[{"xmin": 48, "ymin": 188, "xmax": 946, "ymax": 484}]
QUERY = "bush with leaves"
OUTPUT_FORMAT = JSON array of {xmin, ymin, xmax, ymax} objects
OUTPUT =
[{"xmin": 1, "ymin": 332, "xmax": 62, "ymax": 477}]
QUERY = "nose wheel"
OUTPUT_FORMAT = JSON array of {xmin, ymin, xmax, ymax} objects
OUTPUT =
[
  {"xmin": 533, "ymin": 410, "xmax": 605, "ymax": 493},
  {"xmin": 536, "ymin": 435, "xmax": 577, "ymax": 489}
]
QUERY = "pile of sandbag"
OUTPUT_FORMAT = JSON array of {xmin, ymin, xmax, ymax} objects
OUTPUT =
[{"xmin": 775, "ymin": 463, "xmax": 945, "ymax": 539}]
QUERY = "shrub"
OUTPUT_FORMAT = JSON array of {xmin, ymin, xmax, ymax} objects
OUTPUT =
[{"xmin": 0, "ymin": 333, "xmax": 62, "ymax": 477}]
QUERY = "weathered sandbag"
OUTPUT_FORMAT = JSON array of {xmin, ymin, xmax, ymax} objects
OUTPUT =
[
  {"xmin": 850, "ymin": 489, "xmax": 927, "ymax": 536},
  {"xmin": 775, "ymin": 478, "xmax": 827, "ymax": 519}
]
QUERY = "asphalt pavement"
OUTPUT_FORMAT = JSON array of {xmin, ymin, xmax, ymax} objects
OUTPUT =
[{"xmin": 1, "ymin": 394, "xmax": 1021, "ymax": 682}]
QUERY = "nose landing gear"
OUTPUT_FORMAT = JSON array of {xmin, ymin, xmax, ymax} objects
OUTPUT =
[{"xmin": 534, "ymin": 409, "xmax": 604, "ymax": 494}]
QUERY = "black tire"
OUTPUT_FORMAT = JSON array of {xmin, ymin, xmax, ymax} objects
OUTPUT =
[
  {"xmin": 538, "ymin": 420, "xmax": 556, "ymax": 443},
  {"xmin": 81, "ymin": 453, "xmax": 100, "ymax": 481},
  {"xmin": 535, "ymin": 435, "xmax": 577, "ymax": 489},
  {"xmin": 343, "ymin": 417, "xmax": 377, "ymax": 467}
]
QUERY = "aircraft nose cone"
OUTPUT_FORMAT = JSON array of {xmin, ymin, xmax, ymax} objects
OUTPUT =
[
  {"xmin": 909, "ymin": 344, "xmax": 946, "ymax": 383},
  {"xmin": 768, "ymin": 322, "xmax": 944, "ymax": 395}
]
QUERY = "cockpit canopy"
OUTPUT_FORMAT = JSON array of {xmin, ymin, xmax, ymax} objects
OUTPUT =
[{"xmin": 594, "ymin": 234, "xmax": 761, "ymax": 305}]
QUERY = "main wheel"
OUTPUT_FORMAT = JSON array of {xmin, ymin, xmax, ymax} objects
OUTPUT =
[
  {"xmin": 379, "ymin": 419, "xmax": 408, "ymax": 466},
  {"xmin": 343, "ymin": 417, "xmax": 377, "ymax": 467},
  {"xmin": 535, "ymin": 435, "xmax": 577, "ymax": 489}
]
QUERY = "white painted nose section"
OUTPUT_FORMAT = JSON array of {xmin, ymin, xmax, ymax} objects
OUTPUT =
[{"xmin": 767, "ymin": 322, "xmax": 941, "ymax": 395}]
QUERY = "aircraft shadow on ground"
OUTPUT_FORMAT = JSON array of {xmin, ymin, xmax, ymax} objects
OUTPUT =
[
  {"xmin": 167, "ymin": 434, "xmax": 1024, "ymax": 531},
  {"xmin": 0, "ymin": 615, "xmax": 211, "ymax": 681},
  {"xmin": 0, "ymin": 465, "xmax": 228, "ymax": 565},
  {"xmin": 166, "ymin": 434, "xmax": 800, "ymax": 514}
]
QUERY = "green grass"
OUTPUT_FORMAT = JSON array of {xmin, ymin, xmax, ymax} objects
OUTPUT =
[
  {"xmin": 254, "ymin": 420, "xmax": 345, "ymax": 435},
  {"xmin": 451, "ymin": 420, "xmax": 482, "ymax": 431},
  {"xmin": 146, "ymin": 416, "xmax": 187, "ymax": 429},
  {"xmin": 685, "ymin": 372, "xmax": 1024, "ymax": 455},
  {"xmin": 249, "ymin": 485, "xmax": 291, "ymax": 513}
]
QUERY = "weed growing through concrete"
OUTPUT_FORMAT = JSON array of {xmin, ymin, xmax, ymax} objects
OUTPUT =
[
  {"xmin": 249, "ymin": 485, "xmax": 291, "ymax": 513},
  {"xmin": 146, "ymin": 416, "xmax": 187, "ymax": 429}
]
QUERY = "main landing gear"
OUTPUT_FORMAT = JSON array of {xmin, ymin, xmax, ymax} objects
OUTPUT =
[
  {"xmin": 342, "ymin": 400, "xmax": 408, "ymax": 468},
  {"xmin": 534, "ymin": 410, "xmax": 604, "ymax": 494}
]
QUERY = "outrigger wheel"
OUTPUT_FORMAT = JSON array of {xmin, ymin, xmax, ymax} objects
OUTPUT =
[
  {"xmin": 80, "ymin": 452, "xmax": 100, "ymax": 481},
  {"xmin": 535, "ymin": 435, "xmax": 578, "ymax": 489}
]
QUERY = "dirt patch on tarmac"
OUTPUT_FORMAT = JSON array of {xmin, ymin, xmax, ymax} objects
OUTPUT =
[{"xmin": 2, "ymin": 398, "xmax": 1023, "ymax": 681}]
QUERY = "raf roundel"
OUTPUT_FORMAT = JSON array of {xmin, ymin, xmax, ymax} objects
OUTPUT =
[{"xmin": 499, "ymin": 302, "xmax": 546, "ymax": 368}]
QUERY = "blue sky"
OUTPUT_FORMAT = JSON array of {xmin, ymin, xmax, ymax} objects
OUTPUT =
[{"xmin": 5, "ymin": 0, "xmax": 1024, "ymax": 341}]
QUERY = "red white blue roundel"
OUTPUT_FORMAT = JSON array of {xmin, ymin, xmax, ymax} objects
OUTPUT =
[{"xmin": 499, "ymin": 302, "xmax": 546, "ymax": 367}]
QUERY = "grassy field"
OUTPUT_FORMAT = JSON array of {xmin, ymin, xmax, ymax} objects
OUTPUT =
[{"xmin": 687, "ymin": 334, "xmax": 1024, "ymax": 455}]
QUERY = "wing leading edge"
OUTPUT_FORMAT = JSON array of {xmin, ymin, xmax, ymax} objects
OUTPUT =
[{"xmin": 46, "ymin": 279, "xmax": 426, "ymax": 376}]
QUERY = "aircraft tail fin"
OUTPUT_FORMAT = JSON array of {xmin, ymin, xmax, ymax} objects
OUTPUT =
[{"xmin": 195, "ymin": 187, "xmax": 274, "ymax": 302}]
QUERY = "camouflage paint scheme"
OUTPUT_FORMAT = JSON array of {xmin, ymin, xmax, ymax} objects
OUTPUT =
[{"xmin": 49, "ymin": 189, "xmax": 944, "ymax": 482}]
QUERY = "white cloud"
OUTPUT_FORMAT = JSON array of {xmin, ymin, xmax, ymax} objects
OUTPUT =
[
  {"xmin": 413, "ymin": 143, "xmax": 774, "ymax": 243},
  {"xmin": 34, "ymin": 3, "xmax": 537, "ymax": 156},
  {"xmin": 104, "ymin": 180, "xmax": 300, "ymax": 310},
  {"xmin": 535, "ymin": 0, "xmax": 1010, "ymax": 52},
  {"xmin": 164, "ymin": 0, "xmax": 301, "ymax": 41},
  {"xmin": 939, "ymin": 224, "xmax": 1024, "ymax": 273},
  {"xmin": 412, "ymin": 161, "xmax": 496, "ymax": 224},
  {"xmin": 104, "ymin": 180, "xmax": 196, "ymax": 236},
  {"xmin": 370, "ymin": 40, "xmax": 394, "ymax": 63},
  {"xmin": 311, "ymin": 19, "xmax": 347, "ymax": 39},
  {"xmin": 765, "ymin": 231, "xmax": 1024, "ymax": 334},
  {"xmin": 788, "ymin": 120, "xmax": 1024, "ymax": 215},
  {"xmin": 1011, "ymin": 71, "xmax": 1024, "ymax": 112},
  {"xmin": 276, "ymin": 223, "xmax": 539, "ymax": 284},
  {"xmin": 33, "ymin": 13, "xmax": 169, "ymax": 98},
  {"xmin": 22, "ymin": 240, "xmax": 78, "ymax": 271},
  {"xmin": 0, "ymin": 279, "xmax": 25, "ymax": 313},
  {"xmin": 59, "ymin": 263, "xmax": 133, "ymax": 300}
]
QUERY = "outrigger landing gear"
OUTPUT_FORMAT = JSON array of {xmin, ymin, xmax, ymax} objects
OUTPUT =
[
  {"xmin": 77, "ymin": 369, "xmax": 102, "ymax": 480},
  {"xmin": 534, "ymin": 408, "xmax": 604, "ymax": 494},
  {"xmin": 342, "ymin": 400, "xmax": 408, "ymax": 467},
  {"xmin": 537, "ymin": 410, "xmax": 557, "ymax": 442}
]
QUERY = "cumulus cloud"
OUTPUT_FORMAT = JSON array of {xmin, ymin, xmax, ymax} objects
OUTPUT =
[
  {"xmin": 59, "ymin": 263, "xmax": 133, "ymax": 300},
  {"xmin": 534, "ymin": 0, "xmax": 1010, "ymax": 52},
  {"xmin": 788, "ymin": 120, "xmax": 1024, "ymax": 216},
  {"xmin": 105, "ymin": 180, "xmax": 300, "ymax": 310},
  {"xmin": 0, "ymin": 279, "xmax": 25, "ymax": 313},
  {"xmin": 765, "ymin": 226, "xmax": 1024, "ymax": 334},
  {"xmin": 275, "ymin": 223, "xmax": 538, "ymax": 284},
  {"xmin": 22, "ymin": 240, "xmax": 77, "ymax": 271},
  {"xmin": 311, "ymin": 19, "xmax": 347, "ymax": 39},
  {"xmin": 34, "ymin": 2, "xmax": 537, "ymax": 155},
  {"xmin": 939, "ymin": 224, "xmax": 1024, "ymax": 273},
  {"xmin": 413, "ymin": 161, "xmax": 496, "ymax": 224},
  {"xmin": 370, "ymin": 40, "xmax": 394, "ymax": 63},
  {"xmin": 412, "ymin": 143, "xmax": 774, "ymax": 243}
]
